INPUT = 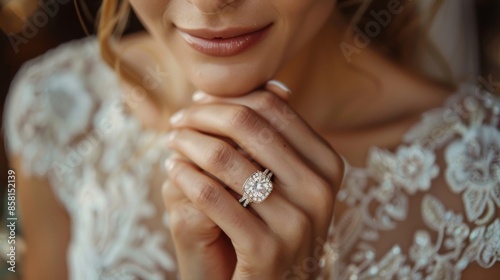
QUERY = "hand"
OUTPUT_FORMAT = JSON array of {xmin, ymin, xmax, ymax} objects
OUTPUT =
[
  {"xmin": 164, "ymin": 81, "xmax": 344, "ymax": 279},
  {"xmin": 162, "ymin": 154, "xmax": 237, "ymax": 280}
]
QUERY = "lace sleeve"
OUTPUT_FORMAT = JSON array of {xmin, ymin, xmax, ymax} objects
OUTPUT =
[
  {"xmin": 3, "ymin": 37, "xmax": 115, "ymax": 209},
  {"xmin": 3, "ymin": 38, "xmax": 179, "ymax": 279},
  {"xmin": 326, "ymin": 84, "xmax": 500, "ymax": 279}
]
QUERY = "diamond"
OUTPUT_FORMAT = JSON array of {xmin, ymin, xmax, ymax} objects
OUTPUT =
[{"xmin": 239, "ymin": 169, "xmax": 274, "ymax": 206}]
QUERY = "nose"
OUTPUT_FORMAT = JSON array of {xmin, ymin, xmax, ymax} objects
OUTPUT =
[{"xmin": 186, "ymin": 0, "xmax": 240, "ymax": 14}]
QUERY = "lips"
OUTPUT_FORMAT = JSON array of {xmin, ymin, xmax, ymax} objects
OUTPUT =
[{"xmin": 176, "ymin": 24, "xmax": 272, "ymax": 57}]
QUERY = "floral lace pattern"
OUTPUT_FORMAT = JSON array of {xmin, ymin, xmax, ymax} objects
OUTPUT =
[
  {"xmin": 328, "ymin": 85, "xmax": 500, "ymax": 279},
  {"xmin": 5, "ymin": 38, "xmax": 176, "ymax": 279},
  {"xmin": 445, "ymin": 125, "xmax": 500, "ymax": 223},
  {"xmin": 4, "ymin": 38, "xmax": 499, "ymax": 279}
]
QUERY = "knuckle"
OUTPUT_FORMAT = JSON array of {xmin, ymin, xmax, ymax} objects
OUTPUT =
[
  {"xmin": 228, "ymin": 106, "xmax": 259, "ymax": 131},
  {"xmin": 257, "ymin": 91, "xmax": 281, "ymax": 112},
  {"xmin": 169, "ymin": 202, "xmax": 220, "ymax": 244},
  {"xmin": 194, "ymin": 181, "xmax": 220, "ymax": 209},
  {"xmin": 237, "ymin": 264, "xmax": 259, "ymax": 279},
  {"xmin": 205, "ymin": 142, "xmax": 232, "ymax": 170},
  {"xmin": 168, "ymin": 204, "xmax": 191, "ymax": 238},
  {"xmin": 167, "ymin": 161, "xmax": 184, "ymax": 186},
  {"xmin": 169, "ymin": 203, "xmax": 208, "ymax": 242}
]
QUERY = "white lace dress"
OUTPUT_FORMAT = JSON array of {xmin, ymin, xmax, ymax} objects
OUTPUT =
[{"xmin": 4, "ymin": 37, "xmax": 500, "ymax": 280}]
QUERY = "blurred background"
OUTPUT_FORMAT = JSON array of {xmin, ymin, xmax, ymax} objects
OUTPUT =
[{"xmin": 0, "ymin": 0, "xmax": 499, "ymax": 279}]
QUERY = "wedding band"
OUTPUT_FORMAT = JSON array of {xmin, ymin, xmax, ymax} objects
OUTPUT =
[{"xmin": 238, "ymin": 169, "xmax": 274, "ymax": 207}]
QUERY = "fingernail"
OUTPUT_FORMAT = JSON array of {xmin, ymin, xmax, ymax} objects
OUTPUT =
[
  {"xmin": 169, "ymin": 110, "xmax": 185, "ymax": 125},
  {"xmin": 164, "ymin": 157, "xmax": 176, "ymax": 173},
  {"xmin": 267, "ymin": 80, "xmax": 292, "ymax": 94},
  {"xmin": 192, "ymin": 90, "xmax": 209, "ymax": 102},
  {"xmin": 166, "ymin": 130, "xmax": 178, "ymax": 145}
]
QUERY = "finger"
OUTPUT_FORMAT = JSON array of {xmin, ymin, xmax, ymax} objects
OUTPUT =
[
  {"xmin": 169, "ymin": 104, "xmax": 338, "ymax": 232},
  {"xmin": 165, "ymin": 159, "xmax": 268, "ymax": 249},
  {"xmin": 162, "ymin": 180, "xmax": 187, "ymax": 212},
  {"xmin": 169, "ymin": 201, "xmax": 220, "ymax": 248},
  {"xmin": 167, "ymin": 129, "xmax": 260, "ymax": 189},
  {"xmin": 167, "ymin": 128, "xmax": 299, "ymax": 224},
  {"xmin": 190, "ymin": 90, "xmax": 342, "ymax": 185},
  {"xmin": 162, "ymin": 154, "xmax": 192, "ymax": 212},
  {"xmin": 169, "ymin": 201, "xmax": 233, "ymax": 280},
  {"xmin": 163, "ymin": 155, "xmax": 234, "ymax": 273},
  {"xmin": 166, "ymin": 159, "xmax": 309, "ymax": 258},
  {"xmin": 169, "ymin": 103, "xmax": 310, "ymax": 187}
]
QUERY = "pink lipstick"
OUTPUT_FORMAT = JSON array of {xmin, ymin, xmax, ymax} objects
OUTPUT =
[{"xmin": 177, "ymin": 24, "xmax": 272, "ymax": 57}]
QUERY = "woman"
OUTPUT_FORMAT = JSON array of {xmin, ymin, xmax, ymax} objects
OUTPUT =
[{"xmin": 4, "ymin": 0, "xmax": 499, "ymax": 279}]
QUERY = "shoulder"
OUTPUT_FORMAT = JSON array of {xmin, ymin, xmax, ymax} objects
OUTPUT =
[
  {"xmin": 404, "ymin": 84, "xmax": 500, "ymax": 147},
  {"xmin": 3, "ymin": 36, "xmax": 123, "ymax": 177},
  {"xmin": 331, "ymin": 84, "xmax": 500, "ymax": 277}
]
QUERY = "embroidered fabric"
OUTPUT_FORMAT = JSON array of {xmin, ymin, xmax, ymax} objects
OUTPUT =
[
  {"xmin": 4, "ymin": 38, "xmax": 499, "ymax": 279},
  {"xmin": 4, "ymin": 38, "xmax": 176, "ymax": 280},
  {"xmin": 326, "ymin": 85, "xmax": 500, "ymax": 279}
]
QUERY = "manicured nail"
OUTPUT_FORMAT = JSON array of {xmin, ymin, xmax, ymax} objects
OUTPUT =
[
  {"xmin": 192, "ymin": 90, "xmax": 209, "ymax": 102},
  {"xmin": 267, "ymin": 80, "xmax": 292, "ymax": 94},
  {"xmin": 164, "ymin": 157, "xmax": 176, "ymax": 173},
  {"xmin": 169, "ymin": 110, "xmax": 185, "ymax": 124}
]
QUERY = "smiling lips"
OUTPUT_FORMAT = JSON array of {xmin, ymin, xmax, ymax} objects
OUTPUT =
[{"xmin": 177, "ymin": 24, "xmax": 272, "ymax": 57}]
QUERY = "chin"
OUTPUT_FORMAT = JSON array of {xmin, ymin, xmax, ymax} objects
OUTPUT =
[{"xmin": 186, "ymin": 62, "xmax": 274, "ymax": 96}]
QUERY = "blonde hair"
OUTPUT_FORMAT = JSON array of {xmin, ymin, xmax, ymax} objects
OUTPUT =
[
  {"xmin": 98, "ymin": 0, "xmax": 175, "ymax": 117},
  {"xmin": 97, "ymin": 0, "xmax": 447, "ymax": 114}
]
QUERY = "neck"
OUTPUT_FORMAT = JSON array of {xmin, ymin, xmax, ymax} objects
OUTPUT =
[{"xmin": 272, "ymin": 13, "xmax": 450, "ymax": 133}]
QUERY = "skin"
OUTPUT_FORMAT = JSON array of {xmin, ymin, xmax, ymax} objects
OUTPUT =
[
  {"xmin": 14, "ymin": 0, "xmax": 500, "ymax": 279},
  {"xmin": 127, "ymin": 0, "xmax": 442, "ymax": 279},
  {"xmin": 128, "ymin": 0, "xmax": 335, "ymax": 96},
  {"xmin": 127, "ymin": 1, "xmax": 343, "ymax": 278}
]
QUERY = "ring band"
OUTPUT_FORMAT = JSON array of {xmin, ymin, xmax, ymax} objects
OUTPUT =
[{"xmin": 238, "ymin": 169, "xmax": 274, "ymax": 207}]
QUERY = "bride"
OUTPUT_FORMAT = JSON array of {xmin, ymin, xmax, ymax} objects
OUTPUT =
[{"xmin": 5, "ymin": 0, "xmax": 499, "ymax": 279}]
